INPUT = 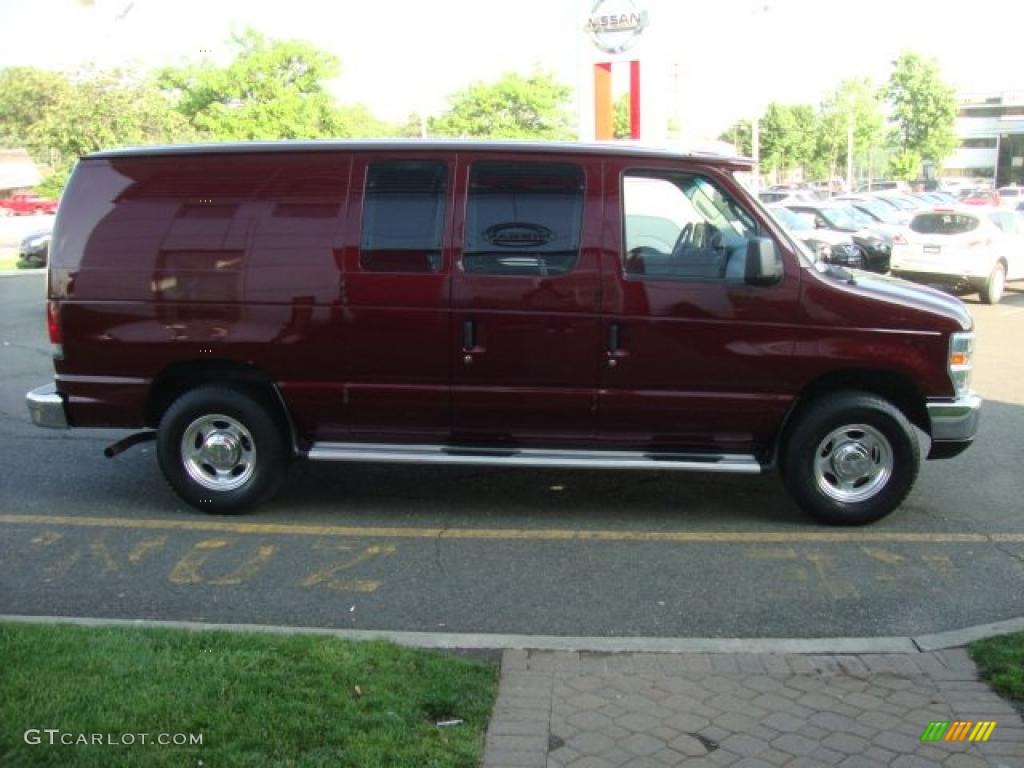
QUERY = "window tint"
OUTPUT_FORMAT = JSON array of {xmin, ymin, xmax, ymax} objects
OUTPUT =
[
  {"xmin": 910, "ymin": 213, "xmax": 979, "ymax": 235},
  {"xmin": 360, "ymin": 161, "xmax": 447, "ymax": 273},
  {"xmin": 623, "ymin": 172, "xmax": 761, "ymax": 281},
  {"xmin": 463, "ymin": 162, "xmax": 583, "ymax": 276}
]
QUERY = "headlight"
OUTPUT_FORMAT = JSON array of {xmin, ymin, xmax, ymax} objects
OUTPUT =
[{"xmin": 948, "ymin": 332, "xmax": 974, "ymax": 396}]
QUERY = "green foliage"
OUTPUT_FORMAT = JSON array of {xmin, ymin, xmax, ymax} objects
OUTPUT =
[
  {"xmin": 429, "ymin": 71, "xmax": 574, "ymax": 140},
  {"xmin": 158, "ymin": 28, "xmax": 351, "ymax": 140},
  {"xmin": 817, "ymin": 78, "xmax": 884, "ymax": 177},
  {"xmin": 0, "ymin": 65, "xmax": 191, "ymax": 194},
  {"xmin": 888, "ymin": 149, "xmax": 923, "ymax": 180},
  {"xmin": 970, "ymin": 631, "xmax": 1024, "ymax": 702},
  {"xmin": 0, "ymin": 622, "xmax": 498, "ymax": 768},
  {"xmin": 613, "ymin": 93, "xmax": 630, "ymax": 139},
  {"xmin": 884, "ymin": 52, "xmax": 957, "ymax": 164},
  {"xmin": 0, "ymin": 67, "xmax": 73, "ymax": 162},
  {"xmin": 758, "ymin": 102, "xmax": 818, "ymax": 175},
  {"xmin": 720, "ymin": 120, "xmax": 752, "ymax": 156}
]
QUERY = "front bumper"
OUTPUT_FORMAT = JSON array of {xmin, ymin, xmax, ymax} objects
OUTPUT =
[
  {"xmin": 926, "ymin": 393, "xmax": 982, "ymax": 459},
  {"xmin": 26, "ymin": 383, "xmax": 68, "ymax": 428}
]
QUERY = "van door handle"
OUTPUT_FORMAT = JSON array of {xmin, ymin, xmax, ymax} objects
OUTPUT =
[
  {"xmin": 463, "ymin": 320, "xmax": 475, "ymax": 350},
  {"xmin": 607, "ymin": 323, "xmax": 626, "ymax": 368},
  {"xmin": 608, "ymin": 323, "xmax": 620, "ymax": 353}
]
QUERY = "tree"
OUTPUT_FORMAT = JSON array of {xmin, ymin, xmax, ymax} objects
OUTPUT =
[
  {"xmin": 758, "ymin": 103, "xmax": 817, "ymax": 177},
  {"xmin": 0, "ymin": 67, "xmax": 73, "ymax": 163},
  {"xmin": 159, "ymin": 28, "xmax": 352, "ymax": 140},
  {"xmin": 10, "ymin": 67, "xmax": 191, "ymax": 194},
  {"xmin": 888, "ymin": 149, "xmax": 923, "ymax": 181},
  {"xmin": 816, "ymin": 78, "xmax": 884, "ymax": 182},
  {"xmin": 429, "ymin": 71, "xmax": 574, "ymax": 140},
  {"xmin": 613, "ymin": 93, "xmax": 630, "ymax": 139},
  {"xmin": 884, "ymin": 53, "xmax": 957, "ymax": 173},
  {"xmin": 719, "ymin": 120, "xmax": 752, "ymax": 156}
]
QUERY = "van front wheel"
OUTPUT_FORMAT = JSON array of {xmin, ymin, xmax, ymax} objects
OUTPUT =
[
  {"xmin": 157, "ymin": 386, "xmax": 287, "ymax": 514},
  {"xmin": 781, "ymin": 392, "xmax": 919, "ymax": 525}
]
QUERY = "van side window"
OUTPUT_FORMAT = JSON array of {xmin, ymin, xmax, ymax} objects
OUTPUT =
[
  {"xmin": 463, "ymin": 162, "xmax": 584, "ymax": 277},
  {"xmin": 360, "ymin": 161, "xmax": 448, "ymax": 273},
  {"xmin": 622, "ymin": 172, "xmax": 759, "ymax": 281}
]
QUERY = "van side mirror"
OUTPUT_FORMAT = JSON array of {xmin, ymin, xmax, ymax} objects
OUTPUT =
[{"xmin": 744, "ymin": 237, "xmax": 782, "ymax": 286}]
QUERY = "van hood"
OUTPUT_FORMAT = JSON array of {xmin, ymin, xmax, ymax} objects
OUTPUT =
[{"xmin": 812, "ymin": 264, "xmax": 973, "ymax": 331}]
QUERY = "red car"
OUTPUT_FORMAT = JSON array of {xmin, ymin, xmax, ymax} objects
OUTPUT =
[
  {"xmin": 961, "ymin": 189, "xmax": 1000, "ymax": 207},
  {"xmin": 25, "ymin": 140, "xmax": 981, "ymax": 525},
  {"xmin": 0, "ymin": 193, "xmax": 59, "ymax": 215}
]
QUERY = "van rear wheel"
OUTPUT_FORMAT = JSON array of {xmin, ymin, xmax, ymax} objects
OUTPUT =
[
  {"xmin": 157, "ymin": 385, "xmax": 287, "ymax": 513},
  {"xmin": 781, "ymin": 392, "xmax": 919, "ymax": 525}
]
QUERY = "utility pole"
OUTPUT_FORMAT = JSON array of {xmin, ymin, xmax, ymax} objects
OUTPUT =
[
  {"xmin": 846, "ymin": 111, "xmax": 854, "ymax": 193},
  {"xmin": 751, "ymin": 118, "xmax": 760, "ymax": 192}
]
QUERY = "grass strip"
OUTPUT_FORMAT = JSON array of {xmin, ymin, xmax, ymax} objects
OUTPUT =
[
  {"xmin": 0, "ymin": 622, "xmax": 498, "ymax": 767},
  {"xmin": 969, "ymin": 630, "xmax": 1024, "ymax": 703}
]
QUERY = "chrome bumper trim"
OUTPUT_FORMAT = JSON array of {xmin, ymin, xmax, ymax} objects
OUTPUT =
[
  {"xmin": 927, "ymin": 393, "xmax": 982, "ymax": 442},
  {"xmin": 26, "ymin": 384, "xmax": 68, "ymax": 429}
]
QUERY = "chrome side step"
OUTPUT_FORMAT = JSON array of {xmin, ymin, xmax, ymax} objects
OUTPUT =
[{"xmin": 306, "ymin": 442, "xmax": 762, "ymax": 473}]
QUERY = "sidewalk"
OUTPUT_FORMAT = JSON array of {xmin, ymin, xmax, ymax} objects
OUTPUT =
[{"xmin": 483, "ymin": 648, "xmax": 1022, "ymax": 768}]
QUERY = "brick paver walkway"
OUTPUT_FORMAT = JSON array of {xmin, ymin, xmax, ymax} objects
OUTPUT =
[{"xmin": 483, "ymin": 649, "xmax": 1022, "ymax": 768}]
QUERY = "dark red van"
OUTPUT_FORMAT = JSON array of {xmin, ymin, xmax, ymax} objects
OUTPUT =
[{"xmin": 26, "ymin": 140, "xmax": 980, "ymax": 524}]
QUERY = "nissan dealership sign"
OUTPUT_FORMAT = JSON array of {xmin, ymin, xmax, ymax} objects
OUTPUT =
[{"xmin": 585, "ymin": 0, "xmax": 648, "ymax": 54}]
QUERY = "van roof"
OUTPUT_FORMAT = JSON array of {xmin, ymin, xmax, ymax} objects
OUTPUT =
[{"xmin": 85, "ymin": 139, "xmax": 754, "ymax": 169}]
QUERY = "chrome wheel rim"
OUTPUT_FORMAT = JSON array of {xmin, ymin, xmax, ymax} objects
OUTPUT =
[
  {"xmin": 813, "ymin": 424, "xmax": 892, "ymax": 503},
  {"xmin": 181, "ymin": 414, "xmax": 256, "ymax": 492}
]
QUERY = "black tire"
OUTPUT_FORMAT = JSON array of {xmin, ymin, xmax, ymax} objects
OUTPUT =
[
  {"xmin": 979, "ymin": 262, "xmax": 1006, "ymax": 305},
  {"xmin": 781, "ymin": 391, "xmax": 919, "ymax": 526},
  {"xmin": 157, "ymin": 385, "xmax": 288, "ymax": 514}
]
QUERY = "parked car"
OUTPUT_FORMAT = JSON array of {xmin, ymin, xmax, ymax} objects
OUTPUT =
[
  {"xmin": 17, "ymin": 227, "xmax": 51, "ymax": 267},
  {"xmin": 890, "ymin": 207, "xmax": 1023, "ymax": 304},
  {"xmin": 834, "ymin": 195, "xmax": 906, "ymax": 232},
  {"xmin": 782, "ymin": 201, "xmax": 892, "ymax": 272},
  {"xmin": 0, "ymin": 193, "xmax": 59, "ymax": 215},
  {"xmin": 25, "ymin": 139, "xmax": 980, "ymax": 525},
  {"xmin": 758, "ymin": 189, "xmax": 819, "ymax": 205},
  {"xmin": 996, "ymin": 185, "xmax": 1022, "ymax": 209},
  {"xmin": 766, "ymin": 205, "xmax": 863, "ymax": 268},
  {"xmin": 836, "ymin": 194, "xmax": 912, "ymax": 226},
  {"xmin": 856, "ymin": 180, "xmax": 909, "ymax": 193},
  {"xmin": 961, "ymin": 188, "xmax": 1000, "ymax": 207}
]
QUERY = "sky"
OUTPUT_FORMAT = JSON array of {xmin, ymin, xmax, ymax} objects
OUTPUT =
[{"xmin": 1, "ymin": 0, "xmax": 1022, "ymax": 142}]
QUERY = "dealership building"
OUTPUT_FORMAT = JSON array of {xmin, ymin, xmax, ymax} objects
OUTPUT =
[{"xmin": 942, "ymin": 92, "xmax": 1024, "ymax": 185}]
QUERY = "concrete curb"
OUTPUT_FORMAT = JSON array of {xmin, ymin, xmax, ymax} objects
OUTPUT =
[
  {"xmin": 2, "ymin": 613, "xmax": 1022, "ymax": 654},
  {"xmin": 0, "ymin": 269, "xmax": 43, "ymax": 277},
  {"xmin": 912, "ymin": 615, "xmax": 1024, "ymax": 651}
]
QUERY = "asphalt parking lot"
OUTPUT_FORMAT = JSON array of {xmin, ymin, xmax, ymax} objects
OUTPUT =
[{"xmin": 1, "ymin": 273, "xmax": 1022, "ymax": 639}]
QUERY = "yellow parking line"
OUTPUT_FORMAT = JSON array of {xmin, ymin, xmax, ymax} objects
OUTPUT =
[{"xmin": 0, "ymin": 514, "xmax": 1021, "ymax": 544}]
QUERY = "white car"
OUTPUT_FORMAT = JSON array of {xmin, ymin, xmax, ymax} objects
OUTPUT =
[
  {"xmin": 997, "ymin": 185, "xmax": 1023, "ymax": 210},
  {"xmin": 890, "ymin": 207, "xmax": 1024, "ymax": 304}
]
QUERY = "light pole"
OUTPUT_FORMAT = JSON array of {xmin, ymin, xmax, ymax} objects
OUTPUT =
[{"xmin": 846, "ymin": 110, "xmax": 854, "ymax": 192}]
